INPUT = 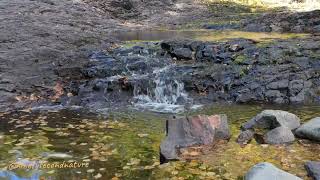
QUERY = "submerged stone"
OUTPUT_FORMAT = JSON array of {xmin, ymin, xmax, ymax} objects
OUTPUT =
[
  {"xmin": 41, "ymin": 152, "xmax": 73, "ymax": 160},
  {"xmin": 160, "ymin": 114, "xmax": 230, "ymax": 163},
  {"xmin": 245, "ymin": 162, "xmax": 302, "ymax": 180}
]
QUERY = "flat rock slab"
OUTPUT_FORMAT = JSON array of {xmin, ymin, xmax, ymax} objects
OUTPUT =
[
  {"xmin": 160, "ymin": 114, "xmax": 230, "ymax": 163},
  {"xmin": 242, "ymin": 110, "xmax": 301, "ymax": 130},
  {"xmin": 245, "ymin": 162, "xmax": 302, "ymax": 180},
  {"xmin": 305, "ymin": 161, "xmax": 320, "ymax": 180},
  {"xmin": 295, "ymin": 117, "xmax": 320, "ymax": 142},
  {"xmin": 263, "ymin": 126, "xmax": 295, "ymax": 144}
]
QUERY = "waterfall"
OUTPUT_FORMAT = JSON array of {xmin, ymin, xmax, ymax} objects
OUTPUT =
[{"xmin": 132, "ymin": 65, "xmax": 200, "ymax": 113}]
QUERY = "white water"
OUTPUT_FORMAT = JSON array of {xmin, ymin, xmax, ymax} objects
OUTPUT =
[{"xmin": 132, "ymin": 65, "xmax": 201, "ymax": 113}]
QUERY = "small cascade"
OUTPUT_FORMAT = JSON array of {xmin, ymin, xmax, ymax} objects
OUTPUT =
[{"xmin": 132, "ymin": 65, "xmax": 200, "ymax": 113}]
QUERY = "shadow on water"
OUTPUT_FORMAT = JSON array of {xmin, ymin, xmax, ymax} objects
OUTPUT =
[{"xmin": 0, "ymin": 104, "xmax": 319, "ymax": 179}]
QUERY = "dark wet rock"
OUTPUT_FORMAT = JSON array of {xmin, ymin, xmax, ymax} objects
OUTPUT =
[
  {"xmin": 305, "ymin": 161, "xmax": 320, "ymax": 180},
  {"xmin": 263, "ymin": 126, "xmax": 295, "ymax": 144},
  {"xmin": 160, "ymin": 114, "xmax": 230, "ymax": 163},
  {"xmin": 245, "ymin": 162, "xmax": 302, "ymax": 180},
  {"xmin": 236, "ymin": 129, "xmax": 255, "ymax": 145},
  {"xmin": 295, "ymin": 117, "xmax": 320, "ymax": 141},
  {"xmin": 242, "ymin": 110, "xmax": 301, "ymax": 131}
]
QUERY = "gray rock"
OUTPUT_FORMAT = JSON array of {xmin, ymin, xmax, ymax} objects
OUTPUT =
[
  {"xmin": 305, "ymin": 161, "xmax": 320, "ymax": 180},
  {"xmin": 295, "ymin": 117, "xmax": 320, "ymax": 141},
  {"xmin": 289, "ymin": 80, "xmax": 304, "ymax": 96},
  {"xmin": 242, "ymin": 110, "xmax": 301, "ymax": 130},
  {"xmin": 245, "ymin": 162, "xmax": 302, "ymax": 180},
  {"xmin": 266, "ymin": 80, "xmax": 289, "ymax": 90},
  {"xmin": 263, "ymin": 126, "xmax": 295, "ymax": 144},
  {"xmin": 289, "ymin": 89, "xmax": 307, "ymax": 104},
  {"xmin": 172, "ymin": 48, "xmax": 193, "ymax": 60},
  {"xmin": 237, "ymin": 129, "xmax": 255, "ymax": 144},
  {"xmin": 160, "ymin": 114, "xmax": 230, "ymax": 163}
]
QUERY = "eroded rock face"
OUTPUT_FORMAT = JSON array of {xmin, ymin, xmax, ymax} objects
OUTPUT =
[
  {"xmin": 305, "ymin": 161, "xmax": 320, "ymax": 180},
  {"xmin": 295, "ymin": 117, "xmax": 320, "ymax": 142},
  {"xmin": 160, "ymin": 114, "xmax": 230, "ymax": 163},
  {"xmin": 245, "ymin": 162, "xmax": 302, "ymax": 180}
]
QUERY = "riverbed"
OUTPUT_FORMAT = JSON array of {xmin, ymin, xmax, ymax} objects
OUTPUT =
[{"xmin": 0, "ymin": 104, "xmax": 319, "ymax": 179}]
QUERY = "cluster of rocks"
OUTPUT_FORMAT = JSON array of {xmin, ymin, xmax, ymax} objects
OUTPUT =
[
  {"xmin": 237, "ymin": 110, "xmax": 300, "ymax": 144},
  {"xmin": 240, "ymin": 10, "xmax": 320, "ymax": 33},
  {"xmin": 159, "ymin": 110, "xmax": 320, "ymax": 179},
  {"xmin": 239, "ymin": 110, "xmax": 320, "ymax": 179},
  {"xmin": 237, "ymin": 109, "xmax": 320, "ymax": 144}
]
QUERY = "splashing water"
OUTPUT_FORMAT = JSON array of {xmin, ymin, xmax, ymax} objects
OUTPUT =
[{"xmin": 133, "ymin": 65, "xmax": 201, "ymax": 113}]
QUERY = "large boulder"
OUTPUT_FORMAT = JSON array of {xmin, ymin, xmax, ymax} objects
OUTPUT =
[
  {"xmin": 245, "ymin": 162, "xmax": 302, "ymax": 180},
  {"xmin": 295, "ymin": 117, "xmax": 320, "ymax": 141},
  {"xmin": 160, "ymin": 114, "xmax": 230, "ymax": 163},
  {"xmin": 242, "ymin": 110, "xmax": 301, "ymax": 131},
  {"xmin": 305, "ymin": 161, "xmax": 320, "ymax": 180},
  {"xmin": 263, "ymin": 126, "xmax": 295, "ymax": 144}
]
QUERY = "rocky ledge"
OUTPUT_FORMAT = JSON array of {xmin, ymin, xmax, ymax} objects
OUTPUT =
[{"xmin": 57, "ymin": 35, "xmax": 320, "ymax": 112}]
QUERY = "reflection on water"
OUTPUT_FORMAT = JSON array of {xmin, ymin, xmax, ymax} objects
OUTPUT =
[
  {"xmin": 0, "ymin": 105, "xmax": 319, "ymax": 179},
  {"xmin": 111, "ymin": 29, "xmax": 307, "ymax": 42}
]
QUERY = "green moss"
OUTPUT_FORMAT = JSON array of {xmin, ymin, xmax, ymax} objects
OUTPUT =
[{"xmin": 234, "ymin": 55, "xmax": 247, "ymax": 64}]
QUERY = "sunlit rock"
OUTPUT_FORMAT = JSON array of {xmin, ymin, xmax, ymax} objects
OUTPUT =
[{"xmin": 160, "ymin": 114, "xmax": 230, "ymax": 163}]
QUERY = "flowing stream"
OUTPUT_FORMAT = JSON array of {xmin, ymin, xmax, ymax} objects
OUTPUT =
[{"xmin": 132, "ymin": 65, "xmax": 200, "ymax": 113}]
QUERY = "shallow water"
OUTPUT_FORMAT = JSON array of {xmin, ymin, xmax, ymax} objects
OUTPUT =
[
  {"xmin": 111, "ymin": 29, "xmax": 307, "ymax": 42},
  {"xmin": 0, "ymin": 105, "xmax": 319, "ymax": 179}
]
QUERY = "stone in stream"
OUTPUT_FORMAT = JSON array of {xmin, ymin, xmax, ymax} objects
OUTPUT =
[
  {"xmin": 263, "ymin": 126, "xmax": 295, "ymax": 144},
  {"xmin": 295, "ymin": 117, "xmax": 320, "ymax": 142},
  {"xmin": 238, "ymin": 110, "xmax": 300, "ymax": 145},
  {"xmin": 305, "ymin": 161, "xmax": 320, "ymax": 180},
  {"xmin": 236, "ymin": 129, "xmax": 255, "ymax": 145},
  {"xmin": 160, "ymin": 114, "xmax": 230, "ymax": 163},
  {"xmin": 245, "ymin": 162, "xmax": 302, "ymax": 180},
  {"xmin": 242, "ymin": 110, "xmax": 301, "ymax": 131}
]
